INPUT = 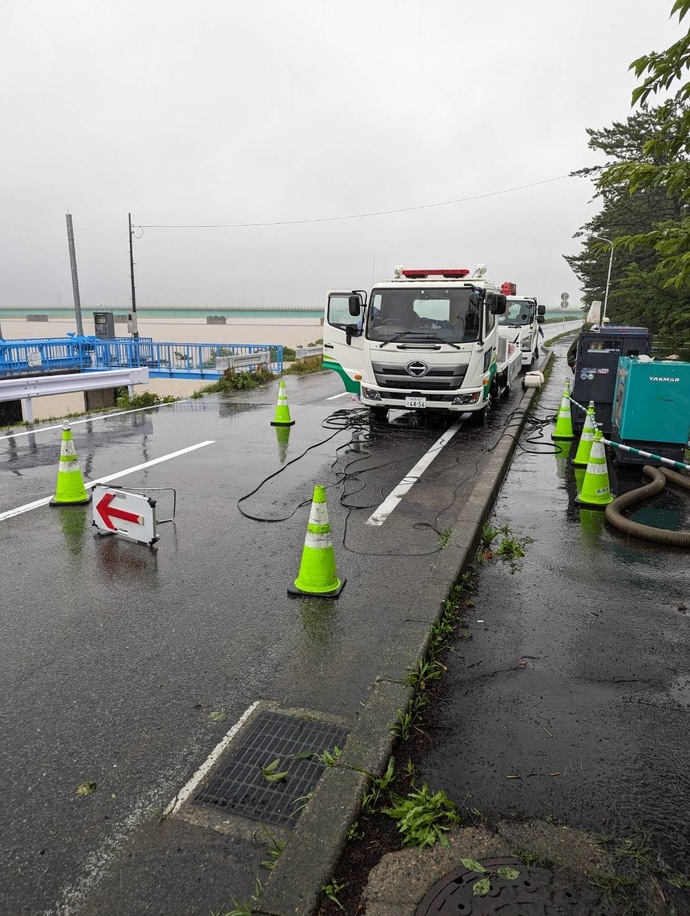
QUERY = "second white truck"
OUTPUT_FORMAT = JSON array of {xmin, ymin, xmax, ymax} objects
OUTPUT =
[
  {"xmin": 323, "ymin": 263, "xmax": 522, "ymax": 423},
  {"xmin": 497, "ymin": 288, "xmax": 546, "ymax": 369}
]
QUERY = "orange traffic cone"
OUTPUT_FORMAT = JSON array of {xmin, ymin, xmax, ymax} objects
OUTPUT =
[
  {"xmin": 50, "ymin": 424, "xmax": 92, "ymax": 506},
  {"xmin": 288, "ymin": 485, "xmax": 345, "ymax": 598}
]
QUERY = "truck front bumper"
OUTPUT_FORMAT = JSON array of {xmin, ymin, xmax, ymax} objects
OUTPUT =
[{"xmin": 360, "ymin": 385, "xmax": 484, "ymax": 412}]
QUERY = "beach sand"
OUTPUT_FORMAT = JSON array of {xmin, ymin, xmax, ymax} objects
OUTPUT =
[{"xmin": 1, "ymin": 315, "xmax": 324, "ymax": 421}]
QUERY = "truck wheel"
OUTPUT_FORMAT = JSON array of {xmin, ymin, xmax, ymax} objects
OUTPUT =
[
  {"xmin": 370, "ymin": 406, "xmax": 388, "ymax": 424},
  {"xmin": 473, "ymin": 393, "xmax": 492, "ymax": 425}
]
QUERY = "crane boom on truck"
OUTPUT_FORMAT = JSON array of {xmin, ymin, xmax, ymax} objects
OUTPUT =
[{"xmin": 322, "ymin": 263, "xmax": 522, "ymax": 423}]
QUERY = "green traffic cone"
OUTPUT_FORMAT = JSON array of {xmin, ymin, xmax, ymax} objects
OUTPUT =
[
  {"xmin": 50, "ymin": 425, "xmax": 92, "ymax": 506},
  {"xmin": 572, "ymin": 401, "xmax": 596, "ymax": 467},
  {"xmin": 288, "ymin": 485, "xmax": 345, "ymax": 598},
  {"xmin": 551, "ymin": 379, "xmax": 574, "ymax": 440},
  {"xmin": 575, "ymin": 429, "xmax": 613, "ymax": 508},
  {"xmin": 271, "ymin": 380, "xmax": 295, "ymax": 427}
]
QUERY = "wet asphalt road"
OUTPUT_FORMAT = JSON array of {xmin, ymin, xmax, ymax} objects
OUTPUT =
[
  {"xmin": 0, "ymin": 367, "xmax": 533, "ymax": 914},
  {"xmin": 416, "ymin": 342, "xmax": 690, "ymax": 885}
]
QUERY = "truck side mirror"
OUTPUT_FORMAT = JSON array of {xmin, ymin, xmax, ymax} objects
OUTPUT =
[
  {"xmin": 537, "ymin": 305, "xmax": 546, "ymax": 316},
  {"xmin": 490, "ymin": 294, "xmax": 507, "ymax": 315},
  {"xmin": 348, "ymin": 294, "xmax": 363, "ymax": 317}
]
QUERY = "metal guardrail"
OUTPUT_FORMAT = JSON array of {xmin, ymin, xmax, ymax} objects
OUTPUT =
[
  {"xmin": 216, "ymin": 350, "xmax": 271, "ymax": 371},
  {"xmin": 0, "ymin": 337, "xmax": 284, "ymax": 379},
  {"xmin": 294, "ymin": 346, "xmax": 322, "ymax": 360},
  {"xmin": 0, "ymin": 368, "xmax": 150, "ymax": 422}
]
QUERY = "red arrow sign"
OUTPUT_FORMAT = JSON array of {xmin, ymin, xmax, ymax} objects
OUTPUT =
[{"xmin": 95, "ymin": 491, "xmax": 143, "ymax": 530}]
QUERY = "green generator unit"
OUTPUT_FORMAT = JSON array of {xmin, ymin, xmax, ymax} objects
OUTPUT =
[{"xmin": 611, "ymin": 356, "xmax": 690, "ymax": 465}]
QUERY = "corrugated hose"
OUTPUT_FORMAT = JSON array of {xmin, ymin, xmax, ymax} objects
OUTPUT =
[{"xmin": 605, "ymin": 465, "xmax": 690, "ymax": 547}]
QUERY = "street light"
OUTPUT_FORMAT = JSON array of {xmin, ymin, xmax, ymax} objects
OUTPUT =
[{"xmin": 592, "ymin": 236, "xmax": 614, "ymax": 324}]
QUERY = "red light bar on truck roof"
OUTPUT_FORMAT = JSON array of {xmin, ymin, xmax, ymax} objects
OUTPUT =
[
  {"xmin": 501, "ymin": 281, "xmax": 517, "ymax": 295},
  {"xmin": 401, "ymin": 269, "xmax": 470, "ymax": 278}
]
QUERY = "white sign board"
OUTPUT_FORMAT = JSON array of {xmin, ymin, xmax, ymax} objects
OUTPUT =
[{"xmin": 92, "ymin": 485, "xmax": 158, "ymax": 546}]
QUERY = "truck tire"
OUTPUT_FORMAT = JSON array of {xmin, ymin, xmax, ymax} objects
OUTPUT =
[
  {"xmin": 369, "ymin": 406, "xmax": 389, "ymax": 424},
  {"xmin": 473, "ymin": 392, "xmax": 492, "ymax": 425}
]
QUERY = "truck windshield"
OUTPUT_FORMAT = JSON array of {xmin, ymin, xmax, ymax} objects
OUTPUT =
[
  {"xmin": 366, "ymin": 288, "xmax": 481, "ymax": 343},
  {"xmin": 499, "ymin": 300, "xmax": 534, "ymax": 326}
]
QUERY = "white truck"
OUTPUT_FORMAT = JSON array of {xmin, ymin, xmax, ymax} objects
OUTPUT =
[
  {"xmin": 323, "ymin": 264, "xmax": 522, "ymax": 422},
  {"xmin": 497, "ymin": 288, "xmax": 546, "ymax": 369}
]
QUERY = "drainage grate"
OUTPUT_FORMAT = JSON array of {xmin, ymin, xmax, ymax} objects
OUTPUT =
[
  {"xmin": 194, "ymin": 710, "xmax": 348, "ymax": 828},
  {"xmin": 415, "ymin": 856, "xmax": 614, "ymax": 914}
]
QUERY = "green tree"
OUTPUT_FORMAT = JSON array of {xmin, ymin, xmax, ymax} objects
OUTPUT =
[
  {"xmin": 597, "ymin": 0, "xmax": 690, "ymax": 289},
  {"xmin": 566, "ymin": 106, "xmax": 689, "ymax": 334}
]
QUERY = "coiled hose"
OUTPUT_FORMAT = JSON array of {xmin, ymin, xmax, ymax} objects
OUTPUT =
[{"xmin": 605, "ymin": 465, "xmax": 690, "ymax": 547}]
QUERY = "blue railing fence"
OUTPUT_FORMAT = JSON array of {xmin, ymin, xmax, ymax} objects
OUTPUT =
[{"xmin": 0, "ymin": 336, "xmax": 284, "ymax": 380}]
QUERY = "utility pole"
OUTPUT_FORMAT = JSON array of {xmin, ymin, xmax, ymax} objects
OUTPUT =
[
  {"xmin": 128, "ymin": 212, "xmax": 139, "ymax": 337},
  {"xmin": 65, "ymin": 213, "xmax": 84, "ymax": 336}
]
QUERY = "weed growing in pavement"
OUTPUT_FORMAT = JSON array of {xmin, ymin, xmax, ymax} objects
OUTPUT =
[
  {"xmin": 316, "ymin": 746, "xmax": 342, "ymax": 767},
  {"xmin": 390, "ymin": 693, "xmax": 428, "ymax": 742},
  {"xmin": 590, "ymin": 832, "xmax": 690, "ymax": 912},
  {"xmin": 346, "ymin": 821, "xmax": 364, "ymax": 842},
  {"xmin": 480, "ymin": 522, "xmax": 501, "ymax": 548},
  {"xmin": 321, "ymin": 878, "xmax": 347, "ymax": 910},
  {"xmin": 260, "ymin": 827, "xmax": 286, "ymax": 871},
  {"xmin": 437, "ymin": 527, "xmax": 452, "ymax": 548},
  {"xmin": 383, "ymin": 784, "xmax": 461, "ymax": 850},
  {"xmin": 213, "ymin": 876, "xmax": 263, "ymax": 915},
  {"xmin": 360, "ymin": 757, "xmax": 396, "ymax": 815},
  {"xmin": 496, "ymin": 534, "xmax": 526, "ymax": 561},
  {"xmin": 405, "ymin": 658, "xmax": 444, "ymax": 692}
]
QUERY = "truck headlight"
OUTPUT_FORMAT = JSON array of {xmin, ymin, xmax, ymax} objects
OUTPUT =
[
  {"xmin": 452, "ymin": 392, "xmax": 480, "ymax": 405},
  {"xmin": 362, "ymin": 387, "xmax": 382, "ymax": 401}
]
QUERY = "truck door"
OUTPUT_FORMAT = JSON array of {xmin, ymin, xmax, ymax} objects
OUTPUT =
[{"xmin": 323, "ymin": 291, "xmax": 365, "ymax": 394}]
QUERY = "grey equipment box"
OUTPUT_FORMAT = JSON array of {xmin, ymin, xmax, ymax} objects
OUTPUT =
[{"xmin": 571, "ymin": 326, "xmax": 652, "ymax": 436}]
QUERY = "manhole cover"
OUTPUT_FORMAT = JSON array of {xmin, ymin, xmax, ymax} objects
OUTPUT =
[
  {"xmin": 415, "ymin": 856, "xmax": 611, "ymax": 914},
  {"xmin": 194, "ymin": 710, "xmax": 348, "ymax": 827}
]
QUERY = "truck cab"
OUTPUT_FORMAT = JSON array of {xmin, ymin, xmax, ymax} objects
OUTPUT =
[
  {"xmin": 323, "ymin": 264, "xmax": 517, "ymax": 422},
  {"xmin": 497, "ymin": 295, "xmax": 545, "ymax": 368}
]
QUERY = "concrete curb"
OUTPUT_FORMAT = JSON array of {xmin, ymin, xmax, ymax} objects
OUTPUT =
[{"xmin": 258, "ymin": 357, "xmax": 554, "ymax": 915}]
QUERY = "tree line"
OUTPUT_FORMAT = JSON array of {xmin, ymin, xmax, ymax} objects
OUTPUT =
[{"xmin": 566, "ymin": 0, "xmax": 690, "ymax": 344}]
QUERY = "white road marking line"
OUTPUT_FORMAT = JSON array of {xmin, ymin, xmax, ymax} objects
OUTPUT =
[
  {"xmin": 0, "ymin": 400, "xmax": 187, "ymax": 440},
  {"xmin": 0, "ymin": 440, "xmax": 215, "ymax": 522},
  {"xmin": 165, "ymin": 701, "xmax": 261, "ymax": 817},
  {"xmin": 326, "ymin": 391, "xmax": 351, "ymax": 400},
  {"xmin": 366, "ymin": 420, "xmax": 463, "ymax": 526}
]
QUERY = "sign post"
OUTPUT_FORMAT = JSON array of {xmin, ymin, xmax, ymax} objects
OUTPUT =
[{"xmin": 560, "ymin": 292, "xmax": 569, "ymax": 332}]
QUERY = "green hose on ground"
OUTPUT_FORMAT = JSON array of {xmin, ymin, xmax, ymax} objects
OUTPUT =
[{"xmin": 605, "ymin": 465, "xmax": 690, "ymax": 547}]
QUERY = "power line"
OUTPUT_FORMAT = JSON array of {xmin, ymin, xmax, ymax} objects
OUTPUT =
[{"xmin": 136, "ymin": 174, "xmax": 571, "ymax": 230}]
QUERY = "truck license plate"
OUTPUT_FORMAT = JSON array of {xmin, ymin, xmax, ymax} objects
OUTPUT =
[{"xmin": 405, "ymin": 397, "xmax": 426, "ymax": 408}]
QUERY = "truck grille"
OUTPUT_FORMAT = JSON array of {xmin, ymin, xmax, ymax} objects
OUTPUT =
[{"xmin": 371, "ymin": 362, "xmax": 468, "ymax": 391}]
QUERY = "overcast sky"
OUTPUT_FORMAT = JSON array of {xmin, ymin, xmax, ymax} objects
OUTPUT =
[{"xmin": 1, "ymin": 0, "xmax": 682, "ymax": 309}]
